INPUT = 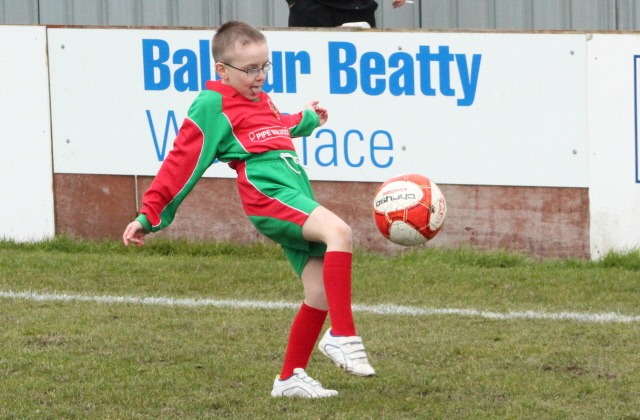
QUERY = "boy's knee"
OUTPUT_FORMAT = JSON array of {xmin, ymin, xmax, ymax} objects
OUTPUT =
[
  {"xmin": 333, "ymin": 221, "xmax": 353, "ymax": 248},
  {"xmin": 340, "ymin": 222, "xmax": 352, "ymax": 241}
]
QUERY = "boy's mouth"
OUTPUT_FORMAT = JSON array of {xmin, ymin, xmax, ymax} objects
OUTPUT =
[{"xmin": 250, "ymin": 84, "xmax": 262, "ymax": 95}]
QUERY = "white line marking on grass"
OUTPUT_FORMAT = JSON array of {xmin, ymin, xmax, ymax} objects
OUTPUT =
[{"xmin": 1, "ymin": 290, "xmax": 640, "ymax": 323}]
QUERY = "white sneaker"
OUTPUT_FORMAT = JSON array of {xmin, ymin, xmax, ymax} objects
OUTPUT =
[
  {"xmin": 271, "ymin": 368, "xmax": 339, "ymax": 398},
  {"xmin": 318, "ymin": 329, "xmax": 376, "ymax": 377}
]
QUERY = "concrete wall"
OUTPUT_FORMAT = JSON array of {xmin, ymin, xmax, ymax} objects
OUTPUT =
[{"xmin": 53, "ymin": 174, "xmax": 590, "ymax": 258}]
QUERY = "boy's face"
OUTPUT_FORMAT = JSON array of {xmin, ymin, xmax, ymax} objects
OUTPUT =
[{"xmin": 217, "ymin": 41, "xmax": 270, "ymax": 101}]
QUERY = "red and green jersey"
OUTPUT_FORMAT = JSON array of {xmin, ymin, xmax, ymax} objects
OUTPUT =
[{"xmin": 136, "ymin": 80, "xmax": 321, "ymax": 233}]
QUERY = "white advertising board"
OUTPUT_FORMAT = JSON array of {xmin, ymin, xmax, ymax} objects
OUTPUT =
[
  {"xmin": 0, "ymin": 26, "xmax": 54, "ymax": 241},
  {"xmin": 588, "ymin": 34, "xmax": 640, "ymax": 258},
  {"xmin": 48, "ymin": 28, "xmax": 588, "ymax": 187}
]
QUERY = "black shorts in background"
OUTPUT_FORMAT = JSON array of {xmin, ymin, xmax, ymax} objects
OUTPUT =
[{"xmin": 287, "ymin": 0, "xmax": 378, "ymax": 28}]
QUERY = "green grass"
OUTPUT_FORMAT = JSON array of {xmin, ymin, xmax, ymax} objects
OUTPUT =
[{"xmin": 1, "ymin": 237, "xmax": 640, "ymax": 418}]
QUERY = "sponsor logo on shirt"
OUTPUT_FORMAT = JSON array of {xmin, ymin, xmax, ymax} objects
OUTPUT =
[{"xmin": 248, "ymin": 126, "xmax": 291, "ymax": 142}]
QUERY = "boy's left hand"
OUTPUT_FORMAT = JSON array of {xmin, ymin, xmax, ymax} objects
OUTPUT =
[{"xmin": 306, "ymin": 100, "xmax": 328, "ymax": 126}]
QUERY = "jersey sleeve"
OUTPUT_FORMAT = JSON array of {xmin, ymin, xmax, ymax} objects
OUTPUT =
[
  {"xmin": 286, "ymin": 109, "xmax": 320, "ymax": 138},
  {"xmin": 136, "ymin": 91, "xmax": 229, "ymax": 233}
]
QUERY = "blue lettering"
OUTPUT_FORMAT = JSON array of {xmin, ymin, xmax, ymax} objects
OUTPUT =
[
  {"xmin": 456, "ymin": 53, "xmax": 482, "ymax": 106},
  {"xmin": 264, "ymin": 52, "xmax": 284, "ymax": 93},
  {"xmin": 143, "ymin": 38, "xmax": 306, "ymax": 94},
  {"xmin": 300, "ymin": 135, "xmax": 309, "ymax": 166},
  {"xmin": 344, "ymin": 130, "xmax": 365, "ymax": 167},
  {"xmin": 285, "ymin": 51, "xmax": 311, "ymax": 93},
  {"xmin": 371, "ymin": 130, "xmax": 393, "ymax": 168},
  {"xmin": 199, "ymin": 39, "xmax": 211, "ymax": 89},
  {"xmin": 360, "ymin": 51, "xmax": 386, "ymax": 96},
  {"xmin": 146, "ymin": 110, "xmax": 179, "ymax": 161},
  {"xmin": 436, "ymin": 46, "xmax": 455, "ymax": 96},
  {"xmin": 329, "ymin": 42, "xmax": 481, "ymax": 105},
  {"xmin": 173, "ymin": 49, "xmax": 199, "ymax": 92},
  {"xmin": 415, "ymin": 46, "xmax": 437, "ymax": 96},
  {"xmin": 299, "ymin": 128, "xmax": 396, "ymax": 169},
  {"xmin": 329, "ymin": 42, "xmax": 357, "ymax": 94},
  {"xmin": 315, "ymin": 129, "xmax": 339, "ymax": 166},
  {"xmin": 389, "ymin": 52, "xmax": 415, "ymax": 96},
  {"xmin": 264, "ymin": 51, "xmax": 310, "ymax": 94},
  {"xmin": 143, "ymin": 39, "xmax": 171, "ymax": 90}
]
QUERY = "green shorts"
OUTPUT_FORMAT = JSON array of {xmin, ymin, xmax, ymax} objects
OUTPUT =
[{"xmin": 236, "ymin": 150, "xmax": 326, "ymax": 276}]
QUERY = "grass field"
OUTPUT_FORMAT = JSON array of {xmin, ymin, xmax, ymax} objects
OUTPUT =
[{"xmin": 1, "ymin": 237, "xmax": 640, "ymax": 419}]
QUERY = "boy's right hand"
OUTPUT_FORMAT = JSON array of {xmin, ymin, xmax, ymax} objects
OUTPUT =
[
  {"xmin": 306, "ymin": 100, "xmax": 328, "ymax": 126},
  {"xmin": 123, "ymin": 220, "xmax": 146, "ymax": 246}
]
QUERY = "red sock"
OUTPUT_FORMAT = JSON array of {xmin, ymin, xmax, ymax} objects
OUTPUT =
[
  {"xmin": 323, "ymin": 251, "xmax": 357, "ymax": 336},
  {"xmin": 280, "ymin": 302, "xmax": 328, "ymax": 380}
]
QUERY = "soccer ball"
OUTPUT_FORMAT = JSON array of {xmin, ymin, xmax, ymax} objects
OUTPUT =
[{"xmin": 372, "ymin": 173, "xmax": 447, "ymax": 246}]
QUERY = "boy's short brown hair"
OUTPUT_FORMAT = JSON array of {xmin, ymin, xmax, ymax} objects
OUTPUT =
[{"xmin": 212, "ymin": 21, "xmax": 267, "ymax": 63}]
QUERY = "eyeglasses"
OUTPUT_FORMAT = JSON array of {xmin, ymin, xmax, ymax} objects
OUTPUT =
[{"xmin": 221, "ymin": 61, "xmax": 272, "ymax": 77}]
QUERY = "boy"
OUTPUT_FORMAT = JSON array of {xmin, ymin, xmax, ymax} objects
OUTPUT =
[{"xmin": 122, "ymin": 21, "xmax": 374, "ymax": 398}]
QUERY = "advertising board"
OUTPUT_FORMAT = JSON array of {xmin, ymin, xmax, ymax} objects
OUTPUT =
[{"xmin": 48, "ymin": 28, "xmax": 588, "ymax": 187}]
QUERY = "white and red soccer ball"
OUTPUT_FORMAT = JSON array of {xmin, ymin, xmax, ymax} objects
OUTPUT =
[{"xmin": 372, "ymin": 173, "xmax": 447, "ymax": 246}]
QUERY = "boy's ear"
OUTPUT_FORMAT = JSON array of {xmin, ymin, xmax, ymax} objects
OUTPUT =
[{"xmin": 215, "ymin": 62, "xmax": 228, "ymax": 79}]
